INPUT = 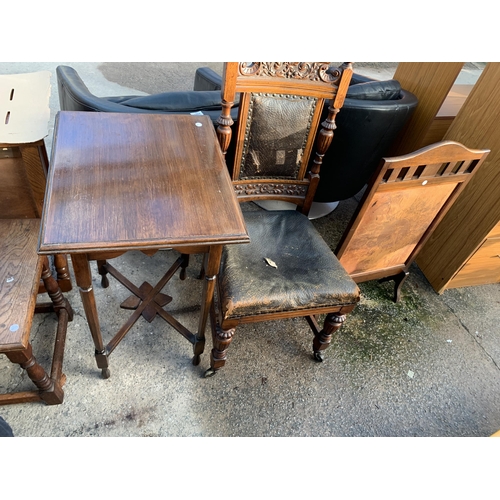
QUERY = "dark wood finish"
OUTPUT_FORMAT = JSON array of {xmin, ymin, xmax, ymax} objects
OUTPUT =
[
  {"xmin": 0, "ymin": 220, "xmax": 73, "ymax": 405},
  {"xmin": 335, "ymin": 141, "xmax": 490, "ymax": 301},
  {"xmin": 41, "ymin": 113, "xmax": 247, "ymax": 253},
  {"xmin": 39, "ymin": 112, "xmax": 249, "ymax": 377},
  {"xmin": 217, "ymin": 62, "xmax": 353, "ymax": 214},
  {"xmin": 416, "ymin": 63, "xmax": 500, "ymax": 292},
  {"xmin": 0, "ymin": 142, "xmax": 72, "ymax": 292},
  {"xmin": 207, "ymin": 62, "xmax": 359, "ymax": 376}
]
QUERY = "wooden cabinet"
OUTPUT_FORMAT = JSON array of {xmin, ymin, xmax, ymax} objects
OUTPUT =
[
  {"xmin": 445, "ymin": 222, "xmax": 500, "ymax": 289},
  {"xmin": 388, "ymin": 63, "xmax": 464, "ymax": 157},
  {"xmin": 415, "ymin": 63, "xmax": 500, "ymax": 293},
  {"xmin": 383, "ymin": 63, "xmax": 500, "ymax": 293}
]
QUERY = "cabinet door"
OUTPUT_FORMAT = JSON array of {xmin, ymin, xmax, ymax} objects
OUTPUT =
[{"xmin": 449, "ymin": 238, "xmax": 500, "ymax": 288}]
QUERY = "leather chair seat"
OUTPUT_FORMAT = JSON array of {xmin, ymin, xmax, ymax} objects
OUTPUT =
[{"xmin": 219, "ymin": 210, "xmax": 360, "ymax": 320}]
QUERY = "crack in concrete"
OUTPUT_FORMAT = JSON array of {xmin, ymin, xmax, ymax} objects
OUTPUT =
[
  {"xmin": 443, "ymin": 301, "xmax": 500, "ymax": 371},
  {"xmin": 32, "ymin": 314, "xmax": 51, "ymax": 342}
]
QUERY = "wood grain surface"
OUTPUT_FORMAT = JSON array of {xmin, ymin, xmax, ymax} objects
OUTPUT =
[{"xmin": 39, "ymin": 112, "xmax": 248, "ymax": 254}]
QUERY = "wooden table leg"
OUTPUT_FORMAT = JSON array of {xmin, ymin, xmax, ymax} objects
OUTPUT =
[
  {"xmin": 5, "ymin": 343, "xmax": 64, "ymax": 405},
  {"xmin": 192, "ymin": 245, "xmax": 222, "ymax": 365},
  {"xmin": 70, "ymin": 253, "xmax": 110, "ymax": 378},
  {"xmin": 54, "ymin": 254, "xmax": 73, "ymax": 291}
]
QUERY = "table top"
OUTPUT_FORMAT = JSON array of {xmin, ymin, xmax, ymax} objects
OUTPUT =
[{"xmin": 39, "ymin": 111, "xmax": 249, "ymax": 254}]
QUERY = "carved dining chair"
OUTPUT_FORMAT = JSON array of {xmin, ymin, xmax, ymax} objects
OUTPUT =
[
  {"xmin": 205, "ymin": 62, "xmax": 361, "ymax": 377},
  {"xmin": 0, "ymin": 73, "xmax": 73, "ymax": 404},
  {"xmin": 335, "ymin": 141, "xmax": 490, "ymax": 302}
]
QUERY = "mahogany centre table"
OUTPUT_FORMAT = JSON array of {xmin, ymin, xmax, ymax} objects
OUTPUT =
[{"xmin": 38, "ymin": 111, "xmax": 249, "ymax": 378}]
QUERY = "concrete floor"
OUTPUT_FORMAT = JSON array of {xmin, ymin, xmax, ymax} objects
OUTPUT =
[{"xmin": 1, "ymin": 62, "xmax": 499, "ymax": 439}]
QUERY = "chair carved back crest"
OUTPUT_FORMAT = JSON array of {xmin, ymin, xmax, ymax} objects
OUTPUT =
[{"xmin": 216, "ymin": 62, "xmax": 353, "ymax": 214}]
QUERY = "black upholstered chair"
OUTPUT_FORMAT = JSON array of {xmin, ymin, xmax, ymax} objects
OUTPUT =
[
  {"xmin": 311, "ymin": 73, "xmax": 419, "ymax": 217},
  {"xmin": 56, "ymin": 65, "xmax": 239, "ymax": 124},
  {"xmin": 205, "ymin": 62, "xmax": 360, "ymax": 377},
  {"xmin": 194, "ymin": 66, "xmax": 419, "ymax": 218}
]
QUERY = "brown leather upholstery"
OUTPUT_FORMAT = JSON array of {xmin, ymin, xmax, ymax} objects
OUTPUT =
[
  {"xmin": 219, "ymin": 210, "xmax": 359, "ymax": 319},
  {"xmin": 239, "ymin": 94, "xmax": 318, "ymax": 179}
]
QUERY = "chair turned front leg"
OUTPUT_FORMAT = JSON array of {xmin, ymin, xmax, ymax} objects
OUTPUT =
[
  {"xmin": 205, "ymin": 325, "xmax": 235, "ymax": 377},
  {"xmin": 313, "ymin": 312, "xmax": 346, "ymax": 362}
]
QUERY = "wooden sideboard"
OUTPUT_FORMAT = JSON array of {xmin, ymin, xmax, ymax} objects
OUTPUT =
[{"xmin": 444, "ymin": 221, "xmax": 500, "ymax": 290}]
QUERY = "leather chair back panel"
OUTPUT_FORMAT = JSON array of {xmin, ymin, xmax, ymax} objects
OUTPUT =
[{"xmin": 240, "ymin": 93, "xmax": 318, "ymax": 179}]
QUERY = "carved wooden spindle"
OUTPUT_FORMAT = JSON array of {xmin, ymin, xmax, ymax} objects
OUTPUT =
[
  {"xmin": 206, "ymin": 325, "xmax": 235, "ymax": 377},
  {"xmin": 6, "ymin": 343, "xmax": 53, "ymax": 392},
  {"xmin": 303, "ymin": 63, "xmax": 353, "ymax": 213},
  {"xmin": 40, "ymin": 257, "xmax": 64, "ymax": 309},
  {"xmin": 314, "ymin": 105, "xmax": 339, "ymax": 172},
  {"xmin": 216, "ymin": 100, "xmax": 234, "ymax": 156},
  {"xmin": 41, "ymin": 256, "xmax": 74, "ymax": 319},
  {"xmin": 313, "ymin": 312, "xmax": 346, "ymax": 361},
  {"xmin": 312, "ymin": 63, "xmax": 353, "ymax": 174},
  {"xmin": 54, "ymin": 254, "xmax": 71, "ymax": 282}
]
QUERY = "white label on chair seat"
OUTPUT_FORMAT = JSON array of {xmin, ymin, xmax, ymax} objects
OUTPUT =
[{"xmin": 264, "ymin": 257, "xmax": 278, "ymax": 269}]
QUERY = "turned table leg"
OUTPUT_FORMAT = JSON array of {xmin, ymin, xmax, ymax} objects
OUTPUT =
[
  {"xmin": 71, "ymin": 253, "xmax": 110, "ymax": 379},
  {"xmin": 192, "ymin": 245, "xmax": 222, "ymax": 366},
  {"xmin": 205, "ymin": 324, "xmax": 236, "ymax": 377}
]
